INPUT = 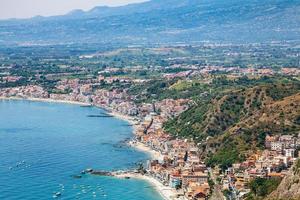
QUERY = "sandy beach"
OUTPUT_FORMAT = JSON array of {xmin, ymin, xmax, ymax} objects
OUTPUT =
[
  {"xmin": 0, "ymin": 96, "xmax": 91, "ymax": 106},
  {"xmin": 128, "ymin": 141, "xmax": 164, "ymax": 161},
  {"xmin": 106, "ymin": 109, "xmax": 138, "ymax": 125},
  {"xmin": 115, "ymin": 173, "xmax": 183, "ymax": 200}
]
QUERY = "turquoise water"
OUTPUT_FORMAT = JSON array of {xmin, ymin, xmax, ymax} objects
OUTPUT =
[{"xmin": 0, "ymin": 100, "xmax": 162, "ymax": 200}]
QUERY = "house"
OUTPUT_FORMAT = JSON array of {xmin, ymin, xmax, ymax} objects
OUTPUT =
[
  {"xmin": 265, "ymin": 135, "xmax": 277, "ymax": 149},
  {"xmin": 182, "ymin": 172, "xmax": 208, "ymax": 188},
  {"xmin": 185, "ymin": 182, "xmax": 210, "ymax": 200},
  {"xmin": 284, "ymin": 148, "xmax": 295, "ymax": 158},
  {"xmin": 271, "ymin": 142, "xmax": 283, "ymax": 151}
]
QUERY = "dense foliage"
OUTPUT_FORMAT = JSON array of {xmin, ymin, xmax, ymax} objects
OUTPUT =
[{"xmin": 246, "ymin": 177, "xmax": 282, "ymax": 199}]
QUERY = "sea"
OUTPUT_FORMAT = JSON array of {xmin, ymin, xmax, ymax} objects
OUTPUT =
[{"xmin": 0, "ymin": 100, "xmax": 163, "ymax": 200}]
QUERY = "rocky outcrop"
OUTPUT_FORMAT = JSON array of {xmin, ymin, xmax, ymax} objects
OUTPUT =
[{"xmin": 266, "ymin": 159, "xmax": 300, "ymax": 200}]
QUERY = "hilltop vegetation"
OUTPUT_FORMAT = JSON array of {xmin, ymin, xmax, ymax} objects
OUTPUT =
[
  {"xmin": 245, "ymin": 177, "xmax": 282, "ymax": 200},
  {"xmin": 163, "ymin": 76, "xmax": 300, "ymax": 169}
]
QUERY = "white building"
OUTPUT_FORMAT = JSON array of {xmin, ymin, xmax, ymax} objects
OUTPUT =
[
  {"xmin": 271, "ymin": 142, "xmax": 283, "ymax": 151},
  {"xmin": 284, "ymin": 148, "xmax": 295, "ymax": 158}
]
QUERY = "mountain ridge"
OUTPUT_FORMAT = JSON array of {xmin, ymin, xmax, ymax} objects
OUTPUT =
[{"xmin": 0, "ymin": 0, "xmax": 299, "ymax": 45}]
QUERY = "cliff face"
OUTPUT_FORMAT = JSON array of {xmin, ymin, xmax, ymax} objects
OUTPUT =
[{"xmin": 266, "ymin": 159, "xmax": 300, "ymax": 200}]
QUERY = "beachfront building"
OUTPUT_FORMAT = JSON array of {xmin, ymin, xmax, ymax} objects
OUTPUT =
[{"xmin": 169, "ymin": 174, "xmax": 182, "ymax": 189}]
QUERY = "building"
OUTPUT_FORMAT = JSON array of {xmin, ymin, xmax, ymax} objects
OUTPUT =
[
  {"xmin": 271, "ymin": 142, "xmax": 283, "ymax": 151},
  {"xmin": 265, "ymin": 135, "xmax": 277, "ymax": 149},
  {"xmin": 182, "ymin": 172, "xmax": 208, "ymax": 188},
  {"xmin": 284, "ymin": 148, "xmax": 295, "ymax": 158},
  {"xmin": 169, "ymin": 174, "xmax": 182, "ymax": 188}
]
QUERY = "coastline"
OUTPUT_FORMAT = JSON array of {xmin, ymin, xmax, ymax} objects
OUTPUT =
[
  {"xmin": 0, "ymin": 96, "xmax": 90, "ymax": 106},
  {"xmin": 106, "ymin": 109, "xmax": 137, "ymax": 125},
  {"xmin": 0, "ymin": 96, "xmax": 136, "ymax": 124},
  {"xmin": 128, "ymin": 141, "xmax": 164, "ymax": 161},
  {"xmin": 115, "ymin": 173, "xmax": 181, "ymax": 200},
  {"xmin": 0, "ymin": 96, "xmax": 178, "ymax": 200}
]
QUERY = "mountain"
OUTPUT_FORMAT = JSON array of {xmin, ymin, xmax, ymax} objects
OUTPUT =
[{"xmin": 0, "ymin": 0, "xmax": 299, "ymax": 45}]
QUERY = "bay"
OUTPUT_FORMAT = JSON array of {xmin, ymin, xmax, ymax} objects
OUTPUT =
[{"xmin": 0, "ymin": 100, "xmax": 162, "ymax": 200}]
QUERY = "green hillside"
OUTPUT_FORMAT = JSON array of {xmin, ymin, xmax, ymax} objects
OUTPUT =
[{"xmin": 163, "ymin": 77, "xmax": 300, "ymax": 170}]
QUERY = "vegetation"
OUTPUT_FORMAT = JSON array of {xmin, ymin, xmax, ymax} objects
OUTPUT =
[
  {"xmin": 163, "ymin": 76, "xmax": 300, "ymax": 167},
  {"xmin": 293, "ymin": 159, "xmax": 300, "ymax": 175},
  {"xmin": 245, "ymin": 177, "xmax": 282, "ymax": 200}
]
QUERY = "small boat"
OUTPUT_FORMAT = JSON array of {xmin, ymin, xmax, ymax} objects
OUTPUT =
[
  {"xmin": 52, "ymin": 192, "xmax": 62, "ymax": 198},
  {"xmin": 55, "ymin": 192, "xmax": 61, "ymax": 196}
]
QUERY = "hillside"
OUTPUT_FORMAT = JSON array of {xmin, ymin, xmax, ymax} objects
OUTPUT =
[
  {"xmin": 163, "ymin": 79, "xmax": 300, "ymax": 169},
  {"xmin": 266, "ymin": 159, "xmax": 300, "ymax": 200},
  {"xmin": 0, "ymin": 0, "xmax": 299, "ymax": 45}
]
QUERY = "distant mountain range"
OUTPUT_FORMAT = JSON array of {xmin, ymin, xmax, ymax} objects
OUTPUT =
[{"xmin": 0, "ymin": 0, "xmax": 299, "ymax": 46}]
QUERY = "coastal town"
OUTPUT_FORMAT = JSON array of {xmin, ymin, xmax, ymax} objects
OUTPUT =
[
  {"xmin": 1, "ymin": 0, "xmax": 300, "ymax": 199},
  {"xmin": 1, "ymin": 69, "xmax": 300, "ymax": 200}
]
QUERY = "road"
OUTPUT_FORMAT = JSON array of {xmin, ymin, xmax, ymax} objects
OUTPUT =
[{"xmin": 208, "ymin": 168, "xmax": 226, "ymax": 200}]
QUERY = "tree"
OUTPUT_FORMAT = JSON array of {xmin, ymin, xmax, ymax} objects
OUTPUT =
[{"xmin": 249, "ymin": 177, "xmax": 282, "ymax": 197}]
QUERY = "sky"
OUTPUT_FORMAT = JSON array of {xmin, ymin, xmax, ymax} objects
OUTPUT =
[{"xmin": 0, "ymin": 0, "xmax": 147, "ymax": 19}]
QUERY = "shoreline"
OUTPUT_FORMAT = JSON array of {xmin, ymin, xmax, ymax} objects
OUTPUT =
[
  {"xmin": 115, "ymin": 173, "xmax": 181, "ymax": 200},
  {"xmin": 0, "ymin": 96, "xmax": 90, "ymax": 106},
  {"xmin": 128, "ymin": 141, "xmax": 164, "ymax": 161},
  {"xmin": 0, "ymin": 96, "xmax": 178, "ymax": 200},
  {"xmin": 0, "ymin": 96, "xmax": 137, "ymax": 124}
]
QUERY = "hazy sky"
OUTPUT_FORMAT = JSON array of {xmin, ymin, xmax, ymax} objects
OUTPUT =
[{"xmin": 0, "ymin": 0, "xmax": 147, "ymax": 19}]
